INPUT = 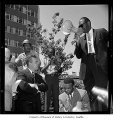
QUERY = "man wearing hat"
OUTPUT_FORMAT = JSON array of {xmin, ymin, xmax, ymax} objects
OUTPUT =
[
  {"xmin": 15, "ymin": 39, "xmax": 40, "ymax": 71},
  {"xmin": 59, "ymin": 78, "xmax": 90, "ymax": 112}
]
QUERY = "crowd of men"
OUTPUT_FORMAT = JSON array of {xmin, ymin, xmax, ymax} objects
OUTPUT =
[{"xmin": 4, "ymin": 16, "xmax": 110, "ymax": 113}]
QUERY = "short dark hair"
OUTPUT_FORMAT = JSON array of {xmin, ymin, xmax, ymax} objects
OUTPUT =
[
  {"xmin": 48, "ymin": 47, "xmax": 55, "ymax": 56},
  {"xmin": 26, "ymin": 54, "xmax": 37, "ymax": 66},
  {"xmin": 80, "ymin": 17, "xmax": 91, "ymax": 23},
  {"xmin": 5, "ymin": 61, "xmax": 18, "ymax": 73},
  {"xmin": 64, "ymin": 78, "xmax": 74, "ymax": 86}
]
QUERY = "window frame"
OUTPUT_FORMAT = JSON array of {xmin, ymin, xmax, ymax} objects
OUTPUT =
[{"xmin": 5, "ymin": 13, "xmax": 10, "ymax": 20}]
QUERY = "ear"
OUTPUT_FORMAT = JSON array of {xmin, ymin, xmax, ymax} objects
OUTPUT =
[{"xmin": 9, "ymin": 71, "xmax": 15, "ymax": 78}]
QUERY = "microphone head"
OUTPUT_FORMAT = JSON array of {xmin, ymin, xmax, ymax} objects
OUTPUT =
[{"xmin": 62, "ymin": 20, "xmax": 73, "ymax": 35}]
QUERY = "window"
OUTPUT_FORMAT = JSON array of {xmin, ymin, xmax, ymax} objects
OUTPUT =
[
  {"xmin": 14, "ymin": 15, "xmax": 17, "ymax": 22},
  {"xmin": 10, "ymin": 27, "xmax": 14, "ymax": 34},
  {"xmin": 20, "ymin": 30, "xmax": 23, "ymax": 36},
  {"xmin": 15, "ymin": 28, "xmax": 19, "ymax": 35},
  {"xmin": 31, "ymin": 10, "xmax": 34, "ymax": 17},
  {"xmin": 24, "ymin": 19, "xmax": 27, "ymax": 25},
  {"xmin": 18, "ymin": 42, "xmax": 22, "ymax": 48},
  {"xmin": 18, "ymin": 17, "xmax": 23, "ymax": 24},
  {"xmin": 10, "ymin": 4, "xmax": 15, "ymax": 9},
  {"xmin": 23, "ymin": 7, "xmax": 27, "ymax": 14},
  {"xmin": 23, "ymin": 30, "xmax": 26, "ymax": 37},
  {"xmin": 34, "ymin": 11, "xmax": 37, "ymax": 18},
  {"xmin": 16, "ymin": 41, "xmax": 19, "ymax": 47},
  {"xmin": 28, "ymin": 9, "xmax": 31, "ymax": 16},
  {"xmin": 14, "ymin": 41, "xmax": 18, "ymax": 47},
  {"xmin": 15, "ymin": 5, "xmax": 19, "ymax": 10},
  {"xmin": 10, "ymin": 14, "xmax": 14, "ymax": 21},
  {"xmin": 17, "ymin": 17, "xmax": 19, "ymax": 23},
  {"xmin": 5, "ymin": 38, "xmax": 8, "ymax": 45},
  {"xmin": 7, "ymin": 26, "xmax": 11, "ymax": 33},
  {"xmin": 18, "ymin": 5, "xmax": 23, "ymax": 12},
  {"xmin": 5, "ymin": 13, "xmax": 10, "ymax": 20},
  {"xmin": 27, "ymin": 20, "xmax": 31, "ymax": 26},
  {"xmin": 5, "ymin": 4, "xmax": 10, "ymax": 8},
  {"xmin": 9, "ymin": 39, "xmax": 14, "ymax": 46},
  {"xmin": 13, "ymin": 27, "xmax": 16, "ymax": 34}
]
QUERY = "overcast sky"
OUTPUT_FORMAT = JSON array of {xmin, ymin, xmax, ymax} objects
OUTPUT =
[{"xmin": 39, "ymin": 5, "xmax": 108, "ymax": 74}]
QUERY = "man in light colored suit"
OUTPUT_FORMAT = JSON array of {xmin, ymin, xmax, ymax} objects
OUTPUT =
[
  {"xmin": 5, "ymin": 61, "xmax": 18, "ymax": 111},
  {"xmin": 59, "ymin": 78, "xmax": 90, "ymax": 112}
]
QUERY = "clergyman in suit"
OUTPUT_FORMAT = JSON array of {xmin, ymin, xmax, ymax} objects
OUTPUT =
[
  {"xmin": 59, "ymin": 78, "xmax": 90, "ymax": 112},
  {"xmin": 74, "ymin": 17, "xmax": 108, "ymax": 111},
  {"xmin": 15, "ymin": 54, "xmax": 48, "ymax": 113}
]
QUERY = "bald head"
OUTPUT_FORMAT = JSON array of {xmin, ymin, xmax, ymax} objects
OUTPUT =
[{"xmin": 5, "ymin": 48, "xmax": 11, "ymax": 62}]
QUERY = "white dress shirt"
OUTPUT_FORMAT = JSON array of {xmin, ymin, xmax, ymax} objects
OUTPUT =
[
  {"xmin": 86, "ymin": 28, "xmax": 95, "ymax": 54},
  {"xmin": 43, "ymin": 57, "xmax": 56, "ymax": 74}
]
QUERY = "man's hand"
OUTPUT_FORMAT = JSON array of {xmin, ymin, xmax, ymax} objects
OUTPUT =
[
  {"xmin": 28, "ymin": 83, "xmax": 39, "ymax": 90},
  {"xmin": 92, "ymin": 86, "xmax": 108, "ymax": 107}
]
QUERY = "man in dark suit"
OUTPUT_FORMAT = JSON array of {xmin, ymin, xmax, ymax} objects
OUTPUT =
[
  {"xmin": 59, "ymin": 78, "xmax": 90, "ymax": 112},
  {"xmin": 15, "ymin": 54, "xmax": 48, "ymax": 113},
  {"xmin": 74, "ymin": 17, "xmax": 108, "ymax": 111}
]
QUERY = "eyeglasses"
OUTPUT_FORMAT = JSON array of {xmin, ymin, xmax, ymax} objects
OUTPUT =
[{"xmin": 79, "ymin": 21, "xmax": 88, "ymax": 28}]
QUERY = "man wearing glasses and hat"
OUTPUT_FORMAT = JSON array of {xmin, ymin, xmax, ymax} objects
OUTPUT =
[{"xmin": 73, "ymin": 17, "xmax": 108, "ymax": 111}]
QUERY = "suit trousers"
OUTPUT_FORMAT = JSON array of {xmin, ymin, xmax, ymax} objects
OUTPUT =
[
  {"xmin": 84, "ymin": 54, "xmax": 108, "ymax": 111},
  {"xmin": 45, "ymin": 74, "xmax": 59, "ymax": 112}
]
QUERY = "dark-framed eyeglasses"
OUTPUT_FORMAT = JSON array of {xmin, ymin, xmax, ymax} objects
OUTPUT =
[{"xmin": 79, "ymin": 21, "xmax": 88, "ymax": 28}]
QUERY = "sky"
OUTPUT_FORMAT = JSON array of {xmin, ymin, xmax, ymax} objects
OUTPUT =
[{"xmin": 39, "ymin": 5, "xmax": 108, "ymax": 74}]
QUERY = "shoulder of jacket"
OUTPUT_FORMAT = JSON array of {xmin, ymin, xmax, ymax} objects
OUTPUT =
[{"xmin": 94, "ymin": 28, "xmax": 107, "ymax": 33}]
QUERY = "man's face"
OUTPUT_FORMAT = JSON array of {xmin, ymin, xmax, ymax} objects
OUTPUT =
[
  {"xmin": 48, "ymin": 48, "xmax": 53, "ymax": 57},
  {"xmin": 79, "ymin": 19, "xmax": 90, "ymax": 33},
  {"xmin": 23, "ymin": 43, "xmax": 31, "ymax": 52},
  {"xmin": 5, "ymin": 48, "xmax": 11, "ymax": 62},
  {"xmin": 30, "ymin": 57, "xmax": 41, "ymax": 71},
  {"xmin": 64, "ymin": 83, "xmax": 74, "ymax": 95}
]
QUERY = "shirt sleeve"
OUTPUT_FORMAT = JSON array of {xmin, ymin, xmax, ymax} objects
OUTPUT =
[{"xmin": 15, "ymin": 54, "xmax": 23, "ymax": 67}]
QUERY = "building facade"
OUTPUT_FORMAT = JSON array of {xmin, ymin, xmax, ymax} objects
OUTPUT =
[{"xmin": 5, "ymin": 5, "xmax": 40, "ymax": 57}]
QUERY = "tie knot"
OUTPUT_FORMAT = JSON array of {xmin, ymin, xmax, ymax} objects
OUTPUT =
[{"xmin": 32, "ymin": 72, "xmax": 35, "ymax": 76}]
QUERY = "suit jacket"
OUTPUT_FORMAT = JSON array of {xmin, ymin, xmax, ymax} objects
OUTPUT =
[
  {"xmin": 74, "ymin": 28, "xmax": 108, "ymax": 91},
  {"xmin": 16, "ymin": 68, "xmax": 48, "ymax": 111},
  {"xmin": 59, "ymin": 88, "xmax": 90, "ymax": 112}
]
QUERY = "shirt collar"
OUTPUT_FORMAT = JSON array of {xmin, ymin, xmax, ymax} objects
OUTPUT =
[
  {"xmin": 69, "ymin": 91, "xmax": 74, "ymax": 97},
  {"xmin": 28, "ymin": 68, "xmax": 33, "ymax": 74},
  {"xmin": 88, "ymin": 28, "xmax": 93, "ymax": 37}
]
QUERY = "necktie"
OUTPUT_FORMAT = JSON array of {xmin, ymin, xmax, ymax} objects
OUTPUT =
[{"xmin": 32, "ymin": 72, "xmax": 35, "ymax": 83}]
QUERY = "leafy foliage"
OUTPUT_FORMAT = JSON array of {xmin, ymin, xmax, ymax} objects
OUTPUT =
[{"xmin": 26, "ymin": 12, "xmax": 74, "ymax": 72}]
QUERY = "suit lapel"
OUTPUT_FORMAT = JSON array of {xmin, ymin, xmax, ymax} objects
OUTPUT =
[
  {"xmin": 81, "ymin": 34, "xmax": 87, "ymax": 55},
  {"xmin": 25, "ymin": 68, "xmax": 34, "ymax": 83},
  {"xmin": 93, "ymin": 29, "xmax": 98, "ymax": 54}
]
